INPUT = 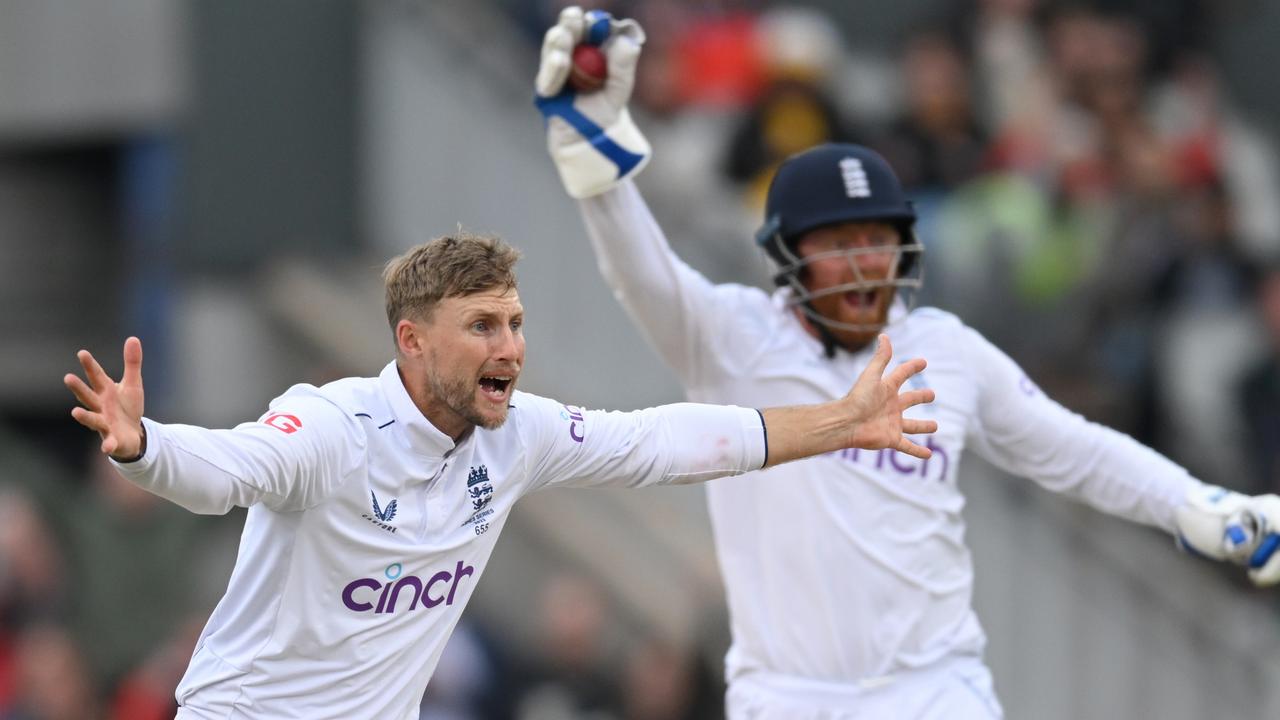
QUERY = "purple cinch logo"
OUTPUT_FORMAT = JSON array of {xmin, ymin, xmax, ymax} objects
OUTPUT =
[
  {"xmin": 341, "ymin": 560, "xmax": 474, "ymax": 614},
  {"xmin": 559, "ymin": 404, "xmax": 586, "ymax": 443},
  {"xmin": 831, "ymin": 436, "xmax": 952, "ymax": 482}
]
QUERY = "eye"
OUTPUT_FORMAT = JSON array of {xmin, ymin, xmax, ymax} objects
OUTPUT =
[
  {"xmin": 510, "ymin": 319, "xmax": 523, "ymax": 332},
  {"xmin": 471, "ymin": 321, "xmax": 489, "ymax": 333}
]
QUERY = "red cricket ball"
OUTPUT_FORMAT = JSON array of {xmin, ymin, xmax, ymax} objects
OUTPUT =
[{"xmin": 568, "ymin": 44, "xmax": 608, "ymax": 93}]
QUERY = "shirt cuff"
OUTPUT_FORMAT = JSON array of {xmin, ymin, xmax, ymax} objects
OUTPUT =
[
  {"xmin": 109, "ymin": 417, "xmax": 160, "ymax": 474},
  {"xmin": 754, "ymin": 409, "xmax": 768, "ymax": 468},
  {"xmin": 736, "ymin": 407, "xmax": 766, "ymax": 471}
]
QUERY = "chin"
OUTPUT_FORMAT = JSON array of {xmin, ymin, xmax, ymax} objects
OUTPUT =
[
  {"xmin": 474, "ymin": 405, "xmax": 510, "ymax": 430},
  {"xmin": 832, "ymin": 329, "xmax": 879, "ymax": 352},
  {"xmin": 829, "ymin": 307, "xmax": 889, "ymax": 351}
]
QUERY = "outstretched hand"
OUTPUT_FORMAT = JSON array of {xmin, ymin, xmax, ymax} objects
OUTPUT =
[
  {"xmin": 758, "ymin": 334, "xmax": 935, "ymax": 468},
  {"xmin": 843, "ymin": 334, "xmax": 936, "ymax": 460},
  {"xmin": 64, "ymin": 337, "xmax": 146, "ymax": 461}
]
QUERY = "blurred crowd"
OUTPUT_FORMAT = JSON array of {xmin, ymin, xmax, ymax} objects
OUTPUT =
[
  {"xmin": 0, "ymin": 446, "xmax": 222, "ymax": 720},
  {"xmin": 3, "ymin": 0, "xmax": 1279, "ymax": 718}
]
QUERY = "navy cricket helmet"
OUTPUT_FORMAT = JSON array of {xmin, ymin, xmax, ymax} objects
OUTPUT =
[
  {"xmin": 753, "ymin": 143, "xmax": 925, "ymax": 343},
  {"xmin": 755, "ymin": 143, "xmax": 917, "ymax": 265}
]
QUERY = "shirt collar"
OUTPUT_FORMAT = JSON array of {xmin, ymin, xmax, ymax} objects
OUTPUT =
[{"xmin": 378, "ymin": 360, "xmax": 459, "ymax": 458}]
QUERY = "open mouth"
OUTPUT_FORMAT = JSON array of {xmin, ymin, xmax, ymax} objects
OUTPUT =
[
  {"xmin": 842, "ymin": 290, "xmax": 879, "ymax": 309},
  {"xmin": 478, "ymin": 375, "xmax": 513, "ymax": 402}
]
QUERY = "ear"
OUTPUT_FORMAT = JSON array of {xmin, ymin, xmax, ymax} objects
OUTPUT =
[{"xmin": 395, "ymin": 318, "xmax": 424, "ymax": 358}]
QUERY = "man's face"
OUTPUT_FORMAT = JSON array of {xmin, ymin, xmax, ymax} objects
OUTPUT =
[
  {"xmin": 794, "ymin": 220, "xmax": 901, "ymax": 349},
  {"xmin": 413, "ymin": 287, "xmax": 525, "ymax": 437}
]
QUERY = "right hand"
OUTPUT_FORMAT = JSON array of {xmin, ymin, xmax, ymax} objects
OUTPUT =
[
  {"xmin": 534, "ymin": 6, "xmax": 651, "ymax": 198},
  {"xmin": 64, "ymin": 337, "xmax": 146, "ymax": 461}
]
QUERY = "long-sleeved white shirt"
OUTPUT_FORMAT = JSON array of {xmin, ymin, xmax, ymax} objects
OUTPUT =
[
  {"xmin": 579, "ymin": 180, "xmax": 1201, "ymax": 686},
  {"xmin": 111, "ymin": 360, "xmax": 765, "ymax": 719}
]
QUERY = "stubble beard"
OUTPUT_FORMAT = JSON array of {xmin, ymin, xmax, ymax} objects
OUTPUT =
[{"xmin": 427, "ymin": 365, "xmax": 509, "ymax": 431}]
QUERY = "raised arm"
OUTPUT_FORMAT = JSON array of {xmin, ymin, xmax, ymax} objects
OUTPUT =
[
  {"xmin": 535, "ymin": 7, "xmax": 762, "ymax": 382},
  {"xmin": 578, "ymin": 182, "xmax": 748, "ymax": 379}
]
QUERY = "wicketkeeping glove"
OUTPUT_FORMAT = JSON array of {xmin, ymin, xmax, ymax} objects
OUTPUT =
[
  {"xmin": 534, "ymin": 6, "xmax": 651, "ymax": 198},
  {"xmin": 1174, "ymin": 485, "xmax": 1280, "ymax": 586}
]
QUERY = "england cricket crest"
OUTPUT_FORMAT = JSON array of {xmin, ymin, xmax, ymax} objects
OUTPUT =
[{"xmin": 464, "ymin": 465, "xmax": 495, "ymax": 536}]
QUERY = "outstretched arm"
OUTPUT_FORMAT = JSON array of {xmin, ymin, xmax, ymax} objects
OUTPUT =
[
  {"xmin": 761, "ymin": 334, "xmax": 935, "ymax": 466},
  {"xmin": 64, "ymin": 337, "xmax": 363, "ymax": 514},
  {"xmin": 958, "ymin": 324, "xmax": 1280, "ymax": 586},
  {"xmin": 524, "ymin": 334, "xmax": 936, "ymax": 493},
  {"xmin": 64, "ymin": 336, "xmax": 146, "ymax": 461}
]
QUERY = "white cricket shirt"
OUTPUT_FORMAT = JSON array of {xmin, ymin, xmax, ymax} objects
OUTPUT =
[
  {"xmin": 111, "ymin": 361, "xmax": 765, "ymax": 719},
  {"xmin": 579, "ymin": 180, "xmax": 1201, "ymax": 687}
]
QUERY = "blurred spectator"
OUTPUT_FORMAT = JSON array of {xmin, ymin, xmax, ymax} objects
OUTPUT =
[
  {"xmin": 981, "ymin": 4, "xmax": 1139, "ymax": 203},
  {"xmin": 1152, "ymin": 55, "xmax": 1280, "ymax": 262},
  {"xmin": 628, "ymin": 0, "xmax": 692, "ymax": 120},
  {"xmin": 1103, "ymin": 0, "xmax": 1217, "ymax": 76},
  {"xmin": 418, "ymin": 620, "xmax": 507, "ymax": 720},
  {"xmin": 1149, "ymin": 305, "xmax": 1264, "ymax": 495},
  {"xmin": 2, "ymin": 623, "xmax": 97, "ymax": 720},
  {"xmin": 107, "ymin": 616, "xmax": 201, "ymax": 720},
  {"xmin": 514, "ymin": 573, "xmax": 622, "ymax": 720},
  {"xmin": 620, "ymin": 638, "xmax": 713, "ymax": 720},
  {"xmin": 958, "ymin": 0, "xmax": 1046, "ymax": 132},
  {"xmin": 723, "ymin": 76, "xmax": 860, "ymax": 210},
  {"xmin": 722, "ymin": 7, "xmax": 862, "ymax": 212},
  {"xmin": 0, "ymin": 493, "xmax": 68, "ymax": 633},
  {"xmin": 874, "ymin": 26, "xmax": 989, "ymax": 194},
  {"xmin": 1153, "ymin": 179, "xmax": 1258, "ymax": 316},
  {"xmin": 0, "ymin": 492, "xmax": 70, "ymax": 716},
  {"xmin": 1237, "ymin": 263, "xmax": 1280, "ymax": 497},
  {"xmin": 668, "ymin": 10, "xmax": 766, "ymax": 111},
  {"xmin": 63, "ymin": 453, "xmax": 214, "ymax": 691}
]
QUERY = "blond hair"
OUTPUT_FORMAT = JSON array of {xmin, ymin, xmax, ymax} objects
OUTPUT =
[{"xmin": 383, "ymin": 232, "xmax": 521, "ymax": 329}]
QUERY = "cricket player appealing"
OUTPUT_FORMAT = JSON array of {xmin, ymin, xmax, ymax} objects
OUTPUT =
[
  {"xmin": 534, "ymin": 7, "xmax": 1280, "ymax": 719},
  {"xmin": 64, "ymin": 233, "xmax": 937, "ymax": 719}
]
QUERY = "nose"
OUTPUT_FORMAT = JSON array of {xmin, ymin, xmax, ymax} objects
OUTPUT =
[
  {"xmin": 852, "ymin": 245, "xmax": 894, "ymax": 277},
  {"xmin": 491, "ymin": 325, "xmax": 522, "ymax": 363}
]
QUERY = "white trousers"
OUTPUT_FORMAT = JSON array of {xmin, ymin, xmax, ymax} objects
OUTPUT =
[{"xmin": 726, "ymin": 656, "xmax": 1003, "ymax": 720}]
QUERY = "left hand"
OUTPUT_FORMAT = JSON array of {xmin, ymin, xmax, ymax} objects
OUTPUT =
[
  {"xmin": 1175, "ymin": 485, "xmax": 1280, "ymax": 586},
  {"xmin": 534, "ymin": 6, "xmax": 651, "ymax": 198},
  {"xmin": 842, "ymin": 334, "xmax": 937, "ymax": 460}
]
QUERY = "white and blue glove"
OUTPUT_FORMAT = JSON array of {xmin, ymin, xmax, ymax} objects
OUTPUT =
[
  {"xmin": 534, "ymin": 6, "xmax": 651, "ymax": 198},
  {"xmin": 1175, "ymin": 485, "xmax": 1280, "ymax": 586}
]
